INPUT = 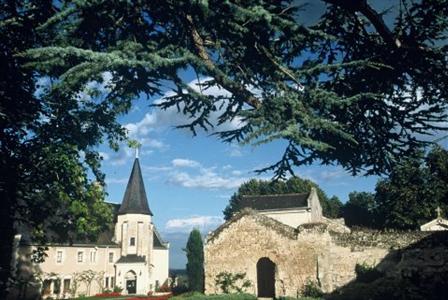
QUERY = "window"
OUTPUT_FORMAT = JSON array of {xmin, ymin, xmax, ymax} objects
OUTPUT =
[
  {"xmin": 53, "ymin": 279, "xmax": 61, "ymax": 295},
  {"xmin": 63, "ymin": 279, "xmax": 71, "ymax": 293},
  {"xmin": 110, "ymin": 276, "xmax": 114, "ymax": 288},
  {"xmin": 109, "ymin": 252, "xmax": 114, "ymax": 263},
  {"xmin": 56, "ymin": 251, "xmax": 63, "ymax": 263},
  {"xmin": 77, "ymin": 251, "xmax": 83, "ymax": 263},
  {"xmin": 90, "ymin": 250, "xmax": 96, "ymax": 263},
  {"xmin": 130, "ymin": 237, "xmax": 135, "ymax": 246},
  {"xmin": 105, "ymin": 277, "xmax": 109, "ymax": 288},
  {"xmin": 42, "ymin": 280, "xmax": 51, "ymax": 295}
]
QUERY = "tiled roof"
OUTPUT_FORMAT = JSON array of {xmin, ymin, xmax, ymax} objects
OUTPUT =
[
  {"xmin": 153, "ymin": 228, "xmax": 168, "ymax": 249},
  {"xmin": 115, "ymin": 254, "xmax": 146, "ymax": 264},
  {"xmin": 240, "ymin": 193, "xmax": 309, "ymax": 211},
  {"xmin": 118, "ymin": 158, "xmax": 153, "ymax": 216}
]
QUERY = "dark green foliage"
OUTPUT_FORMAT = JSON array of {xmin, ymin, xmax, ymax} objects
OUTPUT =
[
  {"xmin": 1, "ymin": 0, "xmax": 120, "ymax": 294},
  {"xmin": 24, "ymin": 0, "xmax": 448, "ymax": 178},
  {"xmin": 375, "ymin": 146, "xmax": 448, "ymax": 230},
  {"xmin": 354, "ymin": 263, "xmax": 384, "ymax": 283},
  {"xmin": 214, "ymin": 272, "xmax": 252, "ymax": 294},
  {"xmin": 223, "ymin": 177, "xmax": 341, "ymax": 220},
  {"xmin": 3, "ymin": 0, "xmax": 448, "ymax": 295},
  {"xmin": 343, "ymin": 192, "xmax": 378, "ymax": 228},
  {"xmin": 185, "ymin": 229, "xmax": 204, "ymax": 292},
  {"xmin": 170, "ymin": 292, "xmax": 257, "ymax": 300},
  {"xmin": 278, "ymin": 297, "xmax": 321, "ymax": 300},
  {"xmin": 344, "ymin": 146, "xmax": 448, "ymax": 230},
  {"xmin": 302, "ymin": 280, "xmax": 323, "ymax": 298},
  {"xmin": 325, "ymin": 196, "xmax": 344, "ymax": 219}
]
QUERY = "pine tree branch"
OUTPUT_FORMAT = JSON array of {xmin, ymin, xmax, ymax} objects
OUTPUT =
[
  {"xmin": 256, "ymin": 44, "xmax": 304, "ymax": 90},
  {"xmin": 185, "ymin": 14, "xmax": 261, "ymax": 109},
  {"xmin": 323, "ymin": 0, "xmax": 402, "ymax": 48}
]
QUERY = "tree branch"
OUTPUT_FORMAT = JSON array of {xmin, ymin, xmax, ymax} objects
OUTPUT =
[
  {"xmin": 323, "ymin": 0, "xmax": 402, "ymax": 48},
  {"xmin": 185, "ymin": 14, "xmax": 261, "ymax": 109}
]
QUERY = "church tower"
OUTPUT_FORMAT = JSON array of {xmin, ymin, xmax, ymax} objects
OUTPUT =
[{"xmin": 114, "ymin": 155, "xmax": 155, "ymax": 294}]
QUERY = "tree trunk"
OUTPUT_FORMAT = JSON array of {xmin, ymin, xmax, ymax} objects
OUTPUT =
[{"xmin": 0, "ymin": 164, "xmax": 17, "ymax": 299}]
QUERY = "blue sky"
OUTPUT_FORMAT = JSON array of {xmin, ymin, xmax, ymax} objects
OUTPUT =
[
  {"xmin": 96, "ymin": 76, "xmax": 381, "ymax": 269},
  {"xmin": 92, "ymin": 0, "xmax": 448, "ymax": 269}
]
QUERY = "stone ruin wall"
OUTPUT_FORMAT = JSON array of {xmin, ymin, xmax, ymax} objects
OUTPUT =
[
  {"xmin": 329, "ymin": 230, "xmax": 448, "ymax": 292},
  {"xmin": 204, "ymin": 214, "xmax": 445, "ymax": 298},
  {"xmin": 204, "ymin": 216, "xmax": 332, "ymax": 297}
]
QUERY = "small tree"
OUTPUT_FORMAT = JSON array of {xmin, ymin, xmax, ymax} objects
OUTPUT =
[
  {"xmin": 94, "ymin": 271, "xmax": 105, "ymax": 293},
  {"xmin": 184, "ymin": 229, "xmax": 204, "ymax": 292},
  {"xmin": 70, "ymin": 272, "xmax": 82, "ymax": 297},
  {"xmin": 215, "ymin": 272, "xmax": 252, "ymax": 294},
  {"xmin": 79, "ymin": 270, "xmax": 96, "ymax": 296}
]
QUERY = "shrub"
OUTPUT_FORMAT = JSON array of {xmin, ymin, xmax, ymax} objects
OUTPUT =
[
  {"xmin": 302, "ymin": 280, "xmax": 323, "ymax": 298},
  {"xmin": 214, "ymin": 272, "xmax": 252, "ymax": 294},
  {"xmin": 355, "ymin": 262, "xmax": 384, "ymax": 283},
  {"xmin": 172, "ymin": 284, "xmax": 189, "ymax": 295},
  {"xmin": 170, "ymin": 293, "xmax": 256, "ymax": 300},
  {"xmin": 158, "ymin": 282, "xmax": 172, "ymax": 293},
  {"xmin": 113, "ymin": 285, "xmax": 123, "ymax": 293},
  {"xmin": 278, "ymin": 297, "xmax": 321, "ymax": 300}
]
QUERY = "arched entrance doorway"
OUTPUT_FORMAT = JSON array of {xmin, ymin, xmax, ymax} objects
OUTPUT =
[
  {"xmin": 257, "ymin": 257, "xmax": 275, "ymax": 298},
  {"xmin": 125, "ymin": 270, "xmax": 137, "ymax": 294}
]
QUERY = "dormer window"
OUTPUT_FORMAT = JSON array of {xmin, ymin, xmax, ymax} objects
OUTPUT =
[{"xmin": 130, "ymin": 237, "xmax": 135, "ymax": 246}]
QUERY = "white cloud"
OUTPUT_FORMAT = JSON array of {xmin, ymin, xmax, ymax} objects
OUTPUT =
[
  {"xmin": 165, "ymin": 216, "xmax": 224, "ymax": 233},
  {"xmin": 109, "ymin": 147, "xmax": 134, "ymax": 166},
  {"xmin": 123, "ymin": 77, "xmax": 246, "ymax": 139},
  {"xmin": 76, "ymin": 72, "xmax": 113, "ymax": 102},
  {"xmin": 231, "ymin": 170, "xmax": 243, "ymax": 176},
  {"xmin": 167, "ymin": 168, "xmax": 249, "ymax": 189},
  {"xmin": 114, "ymin": 77, "xmax": 249, "ymax": 166},
  {"xmin": 319, "ymin": 170, "xmax": 347, "ymax": 181},
  {"xmin": 171, "ymin": 158, "xmax": 201, "ymax": 168},
  {"xmin": 124, "ymin": 113, "xmax": 157, "ymax": 137},
  {"xmin": 142, "ymin": 165, "xmax": 173, "ymax": 172},
  {"xmin": 229, "ymin": 148, "xmax": 243, "ymax": 157}
]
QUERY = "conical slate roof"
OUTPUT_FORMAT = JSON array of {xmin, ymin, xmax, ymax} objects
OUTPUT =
[{"xmin": 118, "ymin": 158, "xmax": 153, "ymax": 215}]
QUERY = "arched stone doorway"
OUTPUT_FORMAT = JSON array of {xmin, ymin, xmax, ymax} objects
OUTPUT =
[
  {"xmin": 257, "ymin": 257, "xmax": 275, "ymax": 298},
  {"xmin": 125, "ymin": 270, "xmax": 137, "ymax": 294}
]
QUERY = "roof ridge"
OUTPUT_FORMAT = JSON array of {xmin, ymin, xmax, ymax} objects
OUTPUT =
[
  {"xmin": 242, "ymin": 192, "xmax": 310, "ymax": 198},
  {"xmin": 206, "ymin": 209, "xmax": 297, "ymax": 243}
]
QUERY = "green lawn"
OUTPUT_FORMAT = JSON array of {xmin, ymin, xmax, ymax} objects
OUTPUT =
[
  {"xmin": 170, "ymin": 293, "xmax": 320, "ymax": 300},
  {"xmin": 70, "ymin": 293, "xmax": 320, "ymax": 300}
]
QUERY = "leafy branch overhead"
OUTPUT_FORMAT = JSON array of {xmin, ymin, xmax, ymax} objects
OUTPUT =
[{"xmin": 25, "ymin": 0, "xmax": 448, "ymax": 176}]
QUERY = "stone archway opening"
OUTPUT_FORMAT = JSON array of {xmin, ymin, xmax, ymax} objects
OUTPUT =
[
  {"xmin": 125, "ymin": 270, "xmax": 137, "ymax": 294},
  {"xmin": 257, "ymin": 257, "xmax": 276, "ymax": 298}
]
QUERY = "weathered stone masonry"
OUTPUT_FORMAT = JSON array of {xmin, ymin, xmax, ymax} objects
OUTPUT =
[{"xmin": 204, "ymin": 210, "xmax": 446, "ymax": 298}]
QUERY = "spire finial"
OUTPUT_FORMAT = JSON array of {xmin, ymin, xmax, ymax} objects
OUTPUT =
[
  {"xmin": 436, "ymin": 206, "xmax": 442, "ymax": 219},
  {"xmin": 135, "ymin": 146, "xmax": 139, "ymax": 159}
]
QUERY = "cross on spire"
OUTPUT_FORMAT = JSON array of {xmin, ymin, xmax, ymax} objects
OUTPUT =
[{"xmin": 436, "ymin": 206, "xmax": 442, "ymax": 219}]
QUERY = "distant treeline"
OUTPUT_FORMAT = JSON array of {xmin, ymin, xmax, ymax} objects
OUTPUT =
[{"xmin": 224, "ymin": 146, "xmax": 448, "ymax": 230}]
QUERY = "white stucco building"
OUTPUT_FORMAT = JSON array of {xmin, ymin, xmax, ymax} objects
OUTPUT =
[
  {"xmin": 13, "ymin": 157, "xmax": 169, "ymax": 299},
  {"xmin": 239, "ymin": 187, "xmax": 323, "ymax": 228}
]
